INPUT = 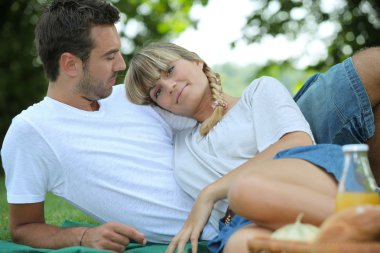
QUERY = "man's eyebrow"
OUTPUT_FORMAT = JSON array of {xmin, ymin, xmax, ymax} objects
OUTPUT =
[{"xmin": 101, "ymin": 48, "xmax": 119, "ymax": 57}]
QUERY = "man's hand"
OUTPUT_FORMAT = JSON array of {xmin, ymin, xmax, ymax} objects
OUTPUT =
[
  {"xmin": 81, "ymin": 222, "xmax": 146, "ymax": 253},
  {"xmin": 9, "ymin": 203, "xmax": 145, "ymax": 252}
]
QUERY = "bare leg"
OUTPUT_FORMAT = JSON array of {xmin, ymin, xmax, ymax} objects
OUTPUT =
[
  {"xmin": 228, "ymin": 158, "xmax": 337, "ymax": 230},
  {"xmin": 352, "ymin": 47, "xmax": 380, "ymax": 185},
  {"xmin": 223, "ymin": 224, "xmax": 271, "ymax": 253}
]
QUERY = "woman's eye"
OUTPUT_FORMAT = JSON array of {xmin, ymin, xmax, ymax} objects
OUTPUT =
[
  {"xmin": 166, "ymin": 66, "xmax": 174, "ymax": 76},
  {"xmin": 154, "ymin": 88, "xmax": 161, "ymax": 98}
]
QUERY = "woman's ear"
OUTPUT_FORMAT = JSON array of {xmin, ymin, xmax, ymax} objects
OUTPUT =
[{"xmin": 60, "ymin": 52, "xmax": 82, "ymax": 77}]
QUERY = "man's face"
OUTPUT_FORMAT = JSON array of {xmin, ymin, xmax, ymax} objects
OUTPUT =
[{"xmin": 76, "ymin": 25, "xmax": 126, "ymax": 101}]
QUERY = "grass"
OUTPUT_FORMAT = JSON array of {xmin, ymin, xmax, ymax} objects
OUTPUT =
[{"xmin": 0, "ymin": 175, "xmax": 99, "ymax": 241}]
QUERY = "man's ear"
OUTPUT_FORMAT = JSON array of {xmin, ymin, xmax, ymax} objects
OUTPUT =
[{"xmin": 60, "ymin": 52, "xmax": 82, "ymax": 77}]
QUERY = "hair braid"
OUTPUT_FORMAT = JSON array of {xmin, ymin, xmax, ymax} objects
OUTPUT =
[{"xmin": 199, "ymin": 65, "xmax": 227, "ymax": 136}]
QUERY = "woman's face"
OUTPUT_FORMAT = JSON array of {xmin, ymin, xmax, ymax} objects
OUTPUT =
[{"xmin": 149, "ymin": 58, "xmax": 210, "ymax": 117}]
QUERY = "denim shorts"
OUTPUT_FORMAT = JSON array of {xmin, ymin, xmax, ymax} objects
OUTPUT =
[
  {"xmin": 294, "ymin": 57, "xmax": 374, "ymax": 144},
  {"xmin": 207, "ymin": 144, "xmax": 345, "ymax": 253}
]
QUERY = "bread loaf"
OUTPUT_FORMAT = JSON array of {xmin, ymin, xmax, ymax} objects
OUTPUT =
[{"xmin": 315, "ymin": 205, "xmax": 380, "ymax": 243}]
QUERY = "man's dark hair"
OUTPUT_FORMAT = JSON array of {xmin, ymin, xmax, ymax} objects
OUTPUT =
[{"xmin": 35, "ymin": 0, "xmax": 120, "ymax": 81}]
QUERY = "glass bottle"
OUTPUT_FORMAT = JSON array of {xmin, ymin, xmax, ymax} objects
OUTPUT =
[{"xmin": 336, "ymin": 144, "xmax": 380, "ymax": 212}]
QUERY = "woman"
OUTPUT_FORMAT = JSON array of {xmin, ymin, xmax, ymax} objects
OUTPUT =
[{"xmin": 125, "ymin": 42, "xmax": 377, "ymax": 253}]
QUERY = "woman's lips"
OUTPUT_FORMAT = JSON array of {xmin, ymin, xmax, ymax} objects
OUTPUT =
[{"xmin": 176, "ymin": 84, "xmax": 188, "ymax": 103}]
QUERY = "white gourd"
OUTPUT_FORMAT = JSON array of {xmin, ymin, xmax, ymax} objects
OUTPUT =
[{"xmin": 271, "ymin": 213, "xmax": 320, "ymax": 242}]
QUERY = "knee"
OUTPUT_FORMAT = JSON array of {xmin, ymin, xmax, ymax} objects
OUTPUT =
[
  {"xmin": 223, "ymin": 230, "xmax": 250, "ymax": 253},
  {"xmin": 354, "ymin": 47, "xmax": 380, "ymax": 67},
  {"xmin": 223, "ymin": 226, "xmax": 271, "ymax": 253},
  {"xmin": 228, "ymin": 176, "xmax": 269, "ymax": 219},
  {"xmin": 228, "ymin": 175, "xmax": 256, "ymax": 214}
]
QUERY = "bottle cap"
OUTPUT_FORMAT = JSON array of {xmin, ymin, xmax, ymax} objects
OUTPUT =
[{"xmin": 342, "ymin": 144, "xmax": 368, "ymax": 152}]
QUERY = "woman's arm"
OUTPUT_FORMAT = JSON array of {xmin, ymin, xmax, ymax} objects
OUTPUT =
[
  {"xmin": 204, "ymin": 131, "xmax": 313, "ymax": 203},
  {"xmin": 165, "ymin": 131, "xmax": 312, "ymax": 253}
]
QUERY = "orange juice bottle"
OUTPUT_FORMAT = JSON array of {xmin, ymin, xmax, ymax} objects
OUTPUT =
[
  {"xmin": 336, "ymin": 192, "xmax": 380, "ymax": 212},
  {"xmin": 336, "ymin": 144, "xmax": 379, "ymax": 212}
]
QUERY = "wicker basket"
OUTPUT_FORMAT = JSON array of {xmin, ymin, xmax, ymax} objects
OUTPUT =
[{"xmin": 248, "ymin": 238, "xmax": 380, "ymax": 253}]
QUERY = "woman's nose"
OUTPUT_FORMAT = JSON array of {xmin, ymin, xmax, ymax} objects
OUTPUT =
[{"xmin": 163, "ymin": 81, "xmax": 177, "ymax": 94}]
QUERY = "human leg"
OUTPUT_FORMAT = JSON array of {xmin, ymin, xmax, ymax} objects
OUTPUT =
[
  {"xmin": 295, "ymin": 48, "xmax": 380, "ymax": 184},
  {"xmin": 228, "ymin": 145, "xmax": 341, "ymax": 230},
  {"xmin": 228, "ymin": 159, "xmax": 337, "ymax": 230},
  {"xmin": 367, "ymin": 108, "xmax": 380, "ymax": 184},
  {"xmin": 352, "ymin": 47, "xmax": 380, "ymax": 184},
  {"xmin": 223, "ymin": 224, "xmax": 271, "ymax": 253}
]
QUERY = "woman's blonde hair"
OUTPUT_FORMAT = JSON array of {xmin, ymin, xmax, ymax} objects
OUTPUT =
[{"xmin": 125, "ymin": 42, "xmax": 227, "ymax": 136}]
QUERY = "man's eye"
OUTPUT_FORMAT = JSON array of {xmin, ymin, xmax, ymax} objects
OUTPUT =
[{"xmin": 107, "ymin": 53, "xmax": 116, "ymax": 60}]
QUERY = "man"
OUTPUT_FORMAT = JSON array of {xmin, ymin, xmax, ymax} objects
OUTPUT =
[{"xmin": 1, "ymin": 0, "xmax": 217, "ymax": 252}]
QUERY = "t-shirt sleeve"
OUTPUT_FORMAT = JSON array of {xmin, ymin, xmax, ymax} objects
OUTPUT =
[
  {"xmin": 1, "ymin": 116, "xmax": 59, "ymax": 204},
  {"xmin": 152, "ymin": 106, "xmax": 197, "ymax": 132},
  {"xmin": 243, "ymin": 76, "xmax": 314, "ymax": 152}
]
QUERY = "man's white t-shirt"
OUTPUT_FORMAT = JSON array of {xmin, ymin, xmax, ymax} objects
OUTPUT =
[{"xmin": 1, "ymin": 84, "xmax": 217, "ymax": 243}]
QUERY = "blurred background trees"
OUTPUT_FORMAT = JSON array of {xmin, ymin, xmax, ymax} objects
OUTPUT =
[
  {"xmin": 0, "ymin": 0, "xmax": 379, "ymax": 165},
  {"xmin": 237, "ymin": 0, "xmax": 380, "ymax": 70}
]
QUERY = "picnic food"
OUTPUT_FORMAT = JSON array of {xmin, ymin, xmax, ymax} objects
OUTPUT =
[
  {"xmin": 316, "ymin": 205, "xmax": 380, "ymax": 243},
  {"xmin": 271, "ymin": 213, "xmax": 320, "ymax": 242},
  {"xmin": 248, "ymin": 205, "xmax": 380, "ymax": 253}
]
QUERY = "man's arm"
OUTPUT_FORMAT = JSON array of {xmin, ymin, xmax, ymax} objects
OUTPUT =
[{"xmin": 9, "ymin": 202, "xmax": 146, "ymax": 252}]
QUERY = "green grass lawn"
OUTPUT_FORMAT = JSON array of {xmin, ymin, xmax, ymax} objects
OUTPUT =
[{"xmin": 0, "ymin": 175, "xmax": 99, "ymax": 241}]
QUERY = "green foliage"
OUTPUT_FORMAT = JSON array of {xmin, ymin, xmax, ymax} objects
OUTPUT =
[
  {"xmin": 215, "ymin": 62, "xmax": 316, "ymax": 98},
  {"xmin": 254, "ymin": 61, "xmax": 316, "ymax": 95},
  {"xmin": 113, "ymin": 0, "xmax": 207, "ymax": 61},
  {"xmin": 0, "ymin": 0, "xmax": 206, "ymax": 163},
  {"xmin": 0, "ymin": 177, "xmax": 9, "ymax": 240},
  {"xmin": 0, "ymin": 175, "xmax": 98, "ymax": 241},
  {"xmin": 0, "ymin": 1, "xmax": 47, "ymax": 160},
  {"xmin": 238, "ymin": 0, "xmax": 380, "ymax": 70},
  {"xmin": 214, "ymin": 63, "xmax": 259, "ymax": 97}
]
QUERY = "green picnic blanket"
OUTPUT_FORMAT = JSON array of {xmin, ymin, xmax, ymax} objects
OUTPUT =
[{"xmin": 0, "ymin": 220, "xmax": 209, "ymax": 253}]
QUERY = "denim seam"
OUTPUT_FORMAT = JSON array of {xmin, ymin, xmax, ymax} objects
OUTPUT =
[{"xmin": 344, "ymin": 57, "xmax": 375, "ymax": 139}]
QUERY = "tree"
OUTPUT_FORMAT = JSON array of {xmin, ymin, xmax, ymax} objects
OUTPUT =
[
  {"xmin": 0, "ymin": 0, "xmax": 207, "ymax": 155},
  {"xmin": 236, "ymin": 0, "xmax": 380, "ymax": 70}
]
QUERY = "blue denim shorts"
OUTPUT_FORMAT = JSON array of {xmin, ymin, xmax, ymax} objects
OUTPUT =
[
  {"xmin": 207, "ymin": 144, "xmax": 345, "ymax": 253},
  {"xmin": 294, "ymin": 57, "xmax": 374, "ymax": 144}
]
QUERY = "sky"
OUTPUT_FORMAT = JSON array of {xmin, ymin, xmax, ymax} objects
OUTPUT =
[{"xmin": 173, "ymin": 0, "xmax": 333, "ymax": 68}]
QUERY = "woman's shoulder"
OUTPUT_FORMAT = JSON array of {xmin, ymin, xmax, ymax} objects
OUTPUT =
[{"xmin": 242, "ymin": 76, "xmax": 288, "ymax": 96}]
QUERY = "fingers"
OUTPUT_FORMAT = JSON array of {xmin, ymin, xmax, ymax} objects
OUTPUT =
[
  {"xmin": 165, "ymin": 228, "xmax": 202, "ymax": 253},
  {"xmin": 191, "ymin": 237, "xmax": 198, "ymax": 253},
  {"xmin": 165, "ymin": 231, "xmax": 189, "ymax": 253},
  {"xmin": 176, "ymin": 232, "xmax": 190, "ymax": 253},
  {"xmin": 112, "ymin": 223, "xmax": 146, "ymax": 245},
  {"xmin": 189, "ymin": 230, "xmax": 201, "ymax": 253},
  {"xmin": 84, "ymin": 222, "xmax": 146, "ymax": 253}
]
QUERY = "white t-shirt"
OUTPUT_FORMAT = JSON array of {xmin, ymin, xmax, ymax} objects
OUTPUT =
[
  {"xmin": 1, "ymin": 84, "xmax": 217, "ymax": 243},
  {"xmin": 163, "ymin": 76, "xmax": 314, "ymax": 229}
]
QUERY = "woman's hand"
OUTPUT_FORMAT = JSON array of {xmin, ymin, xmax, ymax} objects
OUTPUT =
[{"xmin": 165, "ymin": 191, "xmax": 215, "ymax": 253}]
